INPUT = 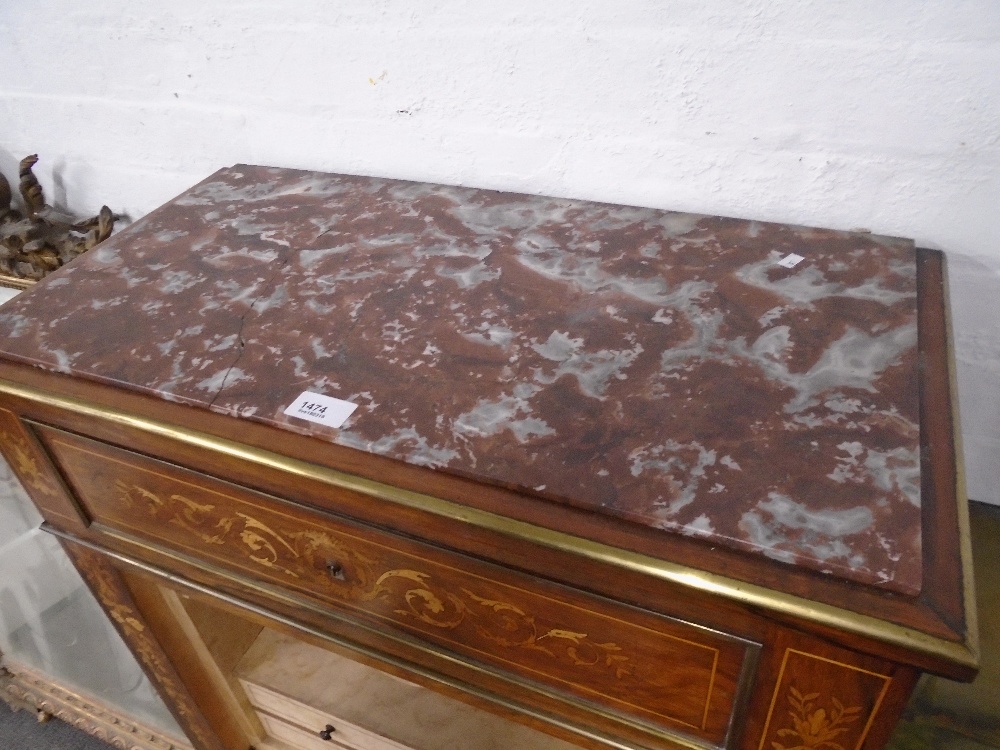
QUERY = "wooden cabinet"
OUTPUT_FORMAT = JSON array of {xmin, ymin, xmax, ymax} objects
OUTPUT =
[{"xmin": 0, "ymin": 166, "xmax": 978, "ymax": 750}]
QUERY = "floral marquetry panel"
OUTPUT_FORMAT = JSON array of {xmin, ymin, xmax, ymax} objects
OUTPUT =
[
  {"xmin": 756, "ymin": 648, "xmax": 897, "ymax": 750},
  {"xmin": 37, "ymin": 422, "xmax": 757, "ymax": 745}
]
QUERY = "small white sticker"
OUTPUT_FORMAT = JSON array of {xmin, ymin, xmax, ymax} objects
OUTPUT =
[
  {"xmin": 283, "ymin": 391, "xmax": 358, "ymax": 428},
  {"xmin": 777, "ymin": 253, "xmax": 805, "ymax": 269}
]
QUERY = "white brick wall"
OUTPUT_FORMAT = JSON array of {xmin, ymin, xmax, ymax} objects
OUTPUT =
[{"xmin": 2, "ymin": 0, "xmax": 999, "ymax": 502}]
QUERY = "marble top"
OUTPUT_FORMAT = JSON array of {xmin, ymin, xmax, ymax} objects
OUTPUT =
[{"xmin": 0, "ymin": 166, "xmax": 923, "ymax": 594}]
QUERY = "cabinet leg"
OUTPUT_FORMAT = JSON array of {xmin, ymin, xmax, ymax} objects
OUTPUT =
[{"xmin": 60, "ymin": 539, "xmax": 230, "ymax": 750}]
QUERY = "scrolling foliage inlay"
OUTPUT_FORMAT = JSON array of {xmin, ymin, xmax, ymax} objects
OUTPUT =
[{"xmin": 114, "ymin": 480, "xmax": 634, "ymax": 679}]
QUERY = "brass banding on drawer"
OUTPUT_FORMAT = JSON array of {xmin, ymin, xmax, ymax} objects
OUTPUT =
[{"xmin": 34, "ymin": 423, "xmax": 757, "ymax": 747}]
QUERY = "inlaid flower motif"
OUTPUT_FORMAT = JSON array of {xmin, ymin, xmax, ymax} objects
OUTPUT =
[{"xmin": 772, "ymin": 686, "xmax": 862, "ymax": 750}]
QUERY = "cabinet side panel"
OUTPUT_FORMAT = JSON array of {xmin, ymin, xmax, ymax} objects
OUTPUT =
[
  {"xmin": 0, "ymin": 405, "xmax": 88, "ymax": 530},
  {"xmin": 750, "ymin": 641, "xmax": 918, "ymax": 750}
]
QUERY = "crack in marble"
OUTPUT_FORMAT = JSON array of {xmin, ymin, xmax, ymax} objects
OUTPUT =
[{"xmin": 207, "ymin": 253, "xmax": 292, "ymax": 409}]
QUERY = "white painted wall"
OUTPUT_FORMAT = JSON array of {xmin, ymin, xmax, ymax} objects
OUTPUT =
[{"xmin": 2, "ymin": 1, "xmax": 999, "ymax": 503}]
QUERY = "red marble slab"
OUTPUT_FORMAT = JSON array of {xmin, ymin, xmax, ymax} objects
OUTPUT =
[{"xmin": 0, "ymin": 165, "xmax": 923, "ymax": 593}]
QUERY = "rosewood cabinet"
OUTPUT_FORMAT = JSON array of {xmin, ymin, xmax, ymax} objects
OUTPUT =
[{"xmin": 0, "ymin": 166, "xmax": 978, "ymax": 750}]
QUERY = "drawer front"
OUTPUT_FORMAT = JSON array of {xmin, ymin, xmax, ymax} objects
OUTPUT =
[
  {"xmin": 242, "ymin": 681, "xmax": 414, "ymax": 750},
  {"xmin": 37, "ymin": 424, "xmax": 754, "ymax": 746},
  {"xmin": 257, "ymin": 711, "xmax": 404, "ymax": 750}
]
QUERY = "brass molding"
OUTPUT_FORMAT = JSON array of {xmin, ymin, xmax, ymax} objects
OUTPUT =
[
  {"xmin": 940, "ymin": 258, "xmax": 981, "ymax": 669},
  {"xmin": 0, "ymin": 657, "xmax": 193, "ymax": 750},
  {"xmin": 0, "ymin": 273, "xmax": 32, "ymax": 291},
  {"xmin": 0, "ymin": 377, "xmax": 978, "ymax": 673}
]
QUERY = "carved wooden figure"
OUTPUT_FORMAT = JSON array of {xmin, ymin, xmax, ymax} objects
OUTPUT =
[{"xmin": 0, "ymin": 155, "xmax": 117, "ymax": 285}]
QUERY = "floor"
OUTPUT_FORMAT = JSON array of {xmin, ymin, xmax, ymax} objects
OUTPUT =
[{"xmin": 0, "ymin": 699, "xmax": 123, "ymax": 750}]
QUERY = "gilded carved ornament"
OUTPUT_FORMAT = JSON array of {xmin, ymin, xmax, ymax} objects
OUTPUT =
[{"xmin": 0, "ymin": 155, "xmax": 117, "ymax": 284}]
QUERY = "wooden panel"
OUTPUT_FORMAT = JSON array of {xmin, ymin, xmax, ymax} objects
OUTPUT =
[
  {"xmin": 70, "ymin": 538, "xmax": 661, "ymax": 750},
  {"xmin": 755, "ymin": 648, "xmax": 902, "ymax": 750},
  {"xmin": 242, "ymin": 682, "xmax": 415, "ymax": 750},
  {"xmin": 38, "ymin": 424, "xmax": 755, "ymax": 747},
  {"xmin": 916, "ymin": 249, "xmax": 971, "ymax": 635},
  {"xmin": 134, "ymin": 586, "xmax": 265, "ymax": 747},
  {"xmin": 0, "ymin": 406, "xmax": 87, "ymax": 530},
  {"xmin": 174, "ymin": 595, "xmax": 268, "ymax": 744}
]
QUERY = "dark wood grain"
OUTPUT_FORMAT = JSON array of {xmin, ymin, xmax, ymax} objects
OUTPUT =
[
  {"xmin": 730, "ymin": 627, "xmax": 918, "ymax": 750},
  {"xmin": 748, "ymin": 635, "xmax": 919, "ymax": 750},
  {"xmin": 915, "ymin": 248, "xmax": 966, "ymax": 633}
]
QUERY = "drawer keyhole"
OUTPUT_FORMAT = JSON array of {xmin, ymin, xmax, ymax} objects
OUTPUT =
[
  {"xmin": 326, "ymin": 561, "xmax": 346, "ymax": 581},
  {"xmin": 318, "ymin": 724, "xmax": 336, "ymax": 741}
]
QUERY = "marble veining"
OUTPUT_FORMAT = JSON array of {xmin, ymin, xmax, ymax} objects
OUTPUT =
[{"xmin": 0, "ymin": 165, "xmax": 923, "ymax": 593}]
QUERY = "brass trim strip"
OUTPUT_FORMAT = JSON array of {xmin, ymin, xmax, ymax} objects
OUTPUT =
[
  {"xmin": 48, "ymin": 526, "xmax": 720, "ymax": 750},
  {"xmin": 941, "ymin": 258, "xmax": 982, "ymax": 668},
  {"xmin": 0, "ymin": 377, "xmax": 977, "ymax": 671},
  {"xmin": 0, "ymin": 273, "xmax": 33, "ymax": 291}
]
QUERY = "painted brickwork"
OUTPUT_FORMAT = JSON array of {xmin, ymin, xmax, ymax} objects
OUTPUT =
[{"xmin": 1, "ymin": 0, "xmax": 998, "ymax": 502}]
